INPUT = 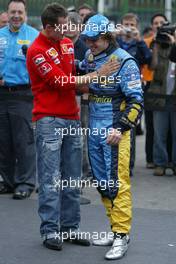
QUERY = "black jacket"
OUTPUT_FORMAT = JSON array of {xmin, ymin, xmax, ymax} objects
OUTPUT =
[{"xmin": 169, "ymin": 44, "xmax": 176, "ymax": 63}]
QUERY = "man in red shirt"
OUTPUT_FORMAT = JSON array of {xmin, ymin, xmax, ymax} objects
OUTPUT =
[{"xmin": 27, "ymin": 3, "xmax": 118, "ymax": 251}]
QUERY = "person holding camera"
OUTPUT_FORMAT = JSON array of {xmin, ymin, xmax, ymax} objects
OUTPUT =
[
  {"xmin": 146, "ymin": 14, "xmax": 176, "ymax": 176},
  {"xmin": 142, "ymin": 14, "xmax": 172, "ymax": 170},
  {"xmin": 116, "ymin": 13, "xmax": 152, "ymax": 67},
  {"xmin": 116, "ymin": 13, "xmax": 151, "ymax": 176}
]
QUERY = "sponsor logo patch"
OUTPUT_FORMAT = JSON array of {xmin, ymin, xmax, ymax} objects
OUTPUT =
[
  {"xmin": 17, "ymin": 39, "xmax": 31, "ymax": 45},
  {"xmin": 38, "ymin": 63, "xmax": 52, "ymax": 75},
  {"xmin": 54, "ymin": 58, "xmax": 60, "ymax": 65},
  {"xmin": 33, "ymin": 54, "xmax": 46, "ymax": 65},
  {"xmin": 87, "ymin": 53, "xmax": 94, "ymax": 62},
  {"xmin": 130, "ymin": 73, "xmax": 136, "ymax": 81},
  {"xmin": 46, "ymin": 48, "xmax": 58, "ymax": 59},
  {"xmin": 0, "ymin": 37, "xmax": 7, "ymax": 45},
  {"xmin": 17, "ymin": 48, "xmax": 23, "ymax": 56},
  {"xmin": 127, "ymin": 79, "xmax": 141, "ymax": 89},
  {"xmin": 61, "ymin": 44, "xmax": 74, "ymax": 54}
]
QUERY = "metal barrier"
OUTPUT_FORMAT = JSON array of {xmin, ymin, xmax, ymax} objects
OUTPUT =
[{"xmin": 0, "ymin": 0, "xmax": 97, "ymax": 15}]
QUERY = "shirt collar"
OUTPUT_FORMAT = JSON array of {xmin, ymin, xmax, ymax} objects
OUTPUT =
[
  {"xmin": 39, "ymin": 32, "xmax": 61, "ymax": 47},
  {"xmin": 8, "ymin": 23, "xmax": 26, "ymax": 33}
]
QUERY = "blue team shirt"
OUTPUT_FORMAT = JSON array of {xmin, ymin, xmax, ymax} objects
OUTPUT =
[{"xmin": 0, "ymin": 23, "xmax": 39, "ymax": 86}]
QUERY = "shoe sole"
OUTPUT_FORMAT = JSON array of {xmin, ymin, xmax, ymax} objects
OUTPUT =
[
  {"xmin": 13, "ymin": 194, "xmax": 30, "ymax": 200},
  {"xmin": 105, "ymin": 239, "xmax": 130, "ymax": 260},
  {"xmin": 66, "ymin": 239, "xmax": 90, "ymax": 246},
  {"xmin": 92, "ymin": 241, "xmax": 113, "ymax": 246},
  {"xmin": 43, "ymin": 243, "xmax": 62, "ymax": 251},
  {"xmin": 105, "ymin": 250, "xmax": 127, "ymax": 260}
]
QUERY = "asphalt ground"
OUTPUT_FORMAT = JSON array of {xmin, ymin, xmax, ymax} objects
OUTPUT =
[{"xmin": 0, "ymin": 134, "xmax": 176, "ymax": 264}]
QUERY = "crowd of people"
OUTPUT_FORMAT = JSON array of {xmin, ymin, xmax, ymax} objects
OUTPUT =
[{"xmin": 0, "ymin": 0, "xmax": 175, "ymax": 261}]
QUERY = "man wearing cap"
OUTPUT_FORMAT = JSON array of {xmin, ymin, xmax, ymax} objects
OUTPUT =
[{"xmin": 81, "ymin": 14, "xmax": 143, "ymax": 260}]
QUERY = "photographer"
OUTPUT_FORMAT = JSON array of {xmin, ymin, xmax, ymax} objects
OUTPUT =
[
  {"xmin": 146, "ymin": 14, "xmax": 176, "ymax": 176},
  {"xmin": 142, "ymin": 14, "xmax": 173, "ymax": 170},
  {"xmin": 116, "ymin": 13, "xmax": 151, "ymax": 175},
  {"xmin": 116, "ymin": 13, "xmax": 152, "ymax": 67}
]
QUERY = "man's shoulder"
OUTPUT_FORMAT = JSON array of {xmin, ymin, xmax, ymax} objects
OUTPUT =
[
  {"xmin": 22, "ymin": 24, "xmax": 39, "ymax": 39},
  {"xmin": 28, "ymin": 41, "xmax": 40, "ymax": 52},
  {"xmin": 24, "ymin": 24, "xmax": 38, "ymax": 33},
  {"xmin": 76, "ymin": 37, "xmax": 88, "ymax": 50},
  {"xmin": 114, "ymin": 47, "xmax": 132, "ymax": 60},
  {"xmin": 115, "ymin": 48, "xmax": 139, "ymax": 72},
  {"xmin": 61, "ymin": 37, "xmax": 74, "ymax": 45},
  {"xmin": 77, "ymin": 37, "xmax": 87, "ymax": 46},
  {"xmin": 120, "ymin": 59, "xmax": 140, "ymax": 83},
  {"xmin": 27, "ymin": 36, "xmax": 43, "ymax": 55}
]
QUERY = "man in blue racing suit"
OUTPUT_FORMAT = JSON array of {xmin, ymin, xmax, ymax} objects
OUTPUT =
[{"xmin": 81, "ymin": 14, "xmax": 143, "ymax": 260}]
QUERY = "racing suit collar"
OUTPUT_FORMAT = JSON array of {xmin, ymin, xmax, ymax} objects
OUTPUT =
[
  {"xmin": 93, "ymin": 44, "xmax": 117, "ymax": 60},
  {"xmin": 40, "ymin": 31, "xmax": 62, "ymax": 46}
]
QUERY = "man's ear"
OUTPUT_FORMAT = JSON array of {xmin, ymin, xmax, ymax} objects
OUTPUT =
[
  {"xmin": 25, "ymin": 13, "xmax": 28, "ymax": 23},
  {"xmin": 45, "ymin": 24, "xmax": 52, "ymax": 31}
]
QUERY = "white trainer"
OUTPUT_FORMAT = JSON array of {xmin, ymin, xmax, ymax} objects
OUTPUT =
[
  {"xmin": 105, "ymin": 235, "xmax": 130, "ymax": 260},
  {"xmin": 92, "ymin": 233, "xmax": 114, "ymax": 246}
]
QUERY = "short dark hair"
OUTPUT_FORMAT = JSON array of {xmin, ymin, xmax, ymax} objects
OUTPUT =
[
  {"xmin": 151, "ymin": 13, "xmax": 168, "ymax": 25},
  {"xmin": 83, "ymin": 11, "xmax": 96, "ymax": 24},
  {"xmin": 142, "ymin": 26, "xmax": 152, "ymax": 35},
  {"xmin": 8, "ymin": 0, "xmax": 26, "ymax": 8},
  {"xmin": 68, "ymin": 12, "xmax": 82, "ymax": 25},
  {"xmin": 101, "ymin": 32, "xmax": 118, "ymax": 48},
  {"xmin": 121, "ymin": 13, "xmax": 140, "ymax": 25},
  {"xmin": 41, "ymin": 3, "xmax": 67, "ymax": 29},
  {"xmin": 78, "ymin": 4, "xmax": 93, "ymax": 12}
]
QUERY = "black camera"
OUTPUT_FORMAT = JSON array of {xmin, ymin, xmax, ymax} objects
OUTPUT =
[{"xmin": 155, "ymin": 23, "xmax": 176, "ymax": 46}]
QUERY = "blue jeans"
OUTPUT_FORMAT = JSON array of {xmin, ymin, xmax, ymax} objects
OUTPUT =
[
  {"xmin": 153, "ymin": 111, "xmax": 176, "ymax": 167},
  {"xmin": 36, "ymin": 117, "xmax": 82, "ymax": 239}
]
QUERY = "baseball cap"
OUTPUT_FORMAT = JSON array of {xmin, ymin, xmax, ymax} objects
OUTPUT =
[{"xmin": 81, "ymin": 14, "xmax": 115, "ymax": 40}]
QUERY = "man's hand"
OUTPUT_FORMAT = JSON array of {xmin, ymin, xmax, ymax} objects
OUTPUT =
[
  {"xmin": 115, "ymin": 24, "xmax": 126, "ymax": 37},
  {"xmin": 131, "ymin": 28, "xmax": 142, "ymax": 41},
  {"xmin": 162, "ymin": 32, "xmax": 176, "ymax": 44},
  {"xmin": 98, "ymin": 60, "xmax": 120, "ymax": 77},
  {"xmin": 76, "ymin": 84, "xmax": 89, "ymax": 93},
  {"xmin": 106, "ymin": 128, "xmax": 122, "ymax": 145},
  {"xmin": 75, "ymin": 60, "xmax": 120, "ymax": 86}
]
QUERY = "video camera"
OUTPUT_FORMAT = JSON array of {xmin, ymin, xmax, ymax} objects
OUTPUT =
[{"xmin": 156, "ymin": 23, "xmax": 176, "ymax": 46}]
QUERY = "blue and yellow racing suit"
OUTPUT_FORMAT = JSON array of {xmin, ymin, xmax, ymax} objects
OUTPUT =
[{"xmin": 83, "ymin": 45, "xmax": 143, "ymax": 234}]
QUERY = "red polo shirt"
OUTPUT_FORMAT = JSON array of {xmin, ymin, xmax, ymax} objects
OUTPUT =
[{"xmin": 27, "ymin": 32, "xmax": 79, "ymax": 121}]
